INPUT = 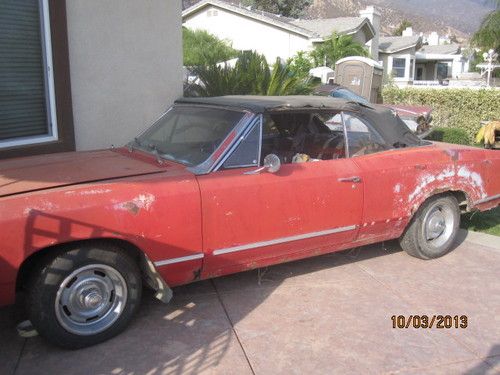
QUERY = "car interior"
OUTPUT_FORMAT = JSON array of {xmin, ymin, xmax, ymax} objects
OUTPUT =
[
  {"xmin": 261, "ymin": 112, "xmax": 346, "ymax": 164},
  {"xmin": 258, "ymin": 111, "xmax": 388, "ymax": 165}
]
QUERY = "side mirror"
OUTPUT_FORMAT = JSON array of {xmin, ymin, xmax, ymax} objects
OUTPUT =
[{"xmin": 244, "ymin": 154, "xmax": 281, "ymax": 175}]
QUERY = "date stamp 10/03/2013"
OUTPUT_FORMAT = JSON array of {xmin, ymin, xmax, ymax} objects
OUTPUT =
[{"xmin": 391, "ymin": 315, "xmax": 468, "ymax": 329}]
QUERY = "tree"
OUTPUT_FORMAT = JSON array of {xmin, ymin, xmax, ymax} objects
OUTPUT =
[
  {"xmin": 187, "ymin": 51, "xmax": 314, "ymax": 97},
  {"xmin": 471, "ymin": 5, "xmax": 500, "ymax": 52},
  {"xmin": 241, "ymin": 0, "xmax": 312, "ymax": 18},
  {"xmin": 309, "ymin": 33, "xmax": 368, "ymax": 68},
  {"xmin": 393, "ymin": 20, "xmax": 412, "ymax": 36},
  {"xmin": 183, "ymin": 27, "xmax": 238, "ymax": 66},
  {"xmin": 287, "ymin": 51, "xmax": 314, "ymax": 78}
]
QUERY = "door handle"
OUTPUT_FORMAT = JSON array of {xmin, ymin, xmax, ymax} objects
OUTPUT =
[{"xmin": 338, "ymin": 176, "xmax": 362, "ymax": 183}]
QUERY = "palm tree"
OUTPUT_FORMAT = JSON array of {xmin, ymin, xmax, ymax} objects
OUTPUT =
[
  {"xmin": 266, "ymin": 59, "xmax": 314, "ymax": 95},
  {"xmin": 310, "ymin": 32, "xmax": 369, "ymax": 68},
  {"xmin": 471, "ymin": 3, "xmax": 500, "ymax": 52},
  {"xmin": 187, "ymin": 51, "xmax": 314, "ymax": 97}
]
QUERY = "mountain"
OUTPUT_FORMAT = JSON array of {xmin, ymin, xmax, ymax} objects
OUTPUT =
[{"xmin": 306, "ymin": 0, "xmax": 496, "ymax": 37}]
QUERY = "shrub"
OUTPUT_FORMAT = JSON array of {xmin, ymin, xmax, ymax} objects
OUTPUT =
[
  {"xmin": 187, "ymin": 51, "xmax": 315, "ymax": 97},
  {"xmin": 183, "ymin": 27, "xmax": 237, "ymax": 66},
  {"xmin": 425, "ymin": 127, "xmax": 471, "ymax": 145},
  {"xmin": 287, "ymin": 51, "xmax": 314, "ymax": 79},
  {"xmin": 382, "ymin": 87, "xmax": 500, "ymax": 144}
]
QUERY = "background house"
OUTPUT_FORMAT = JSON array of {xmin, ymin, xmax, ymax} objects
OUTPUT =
[
  {"xmin": 0, "ymin": 0, "xmax": 182, "ymax": 159},
  {"xmin": 378, "ymin": 35, "xmax": 422, "ymax": 86},
  {"xmin": 182, "ymin": 0, "xmax": 377, "ymax": 63},
  {"xmin": 379, "ymin": 27, "xmax": 472, "ymax": 85},
  {"xmin": 415, "ymin": 44, "xmax": 468, "ymax": 82}
]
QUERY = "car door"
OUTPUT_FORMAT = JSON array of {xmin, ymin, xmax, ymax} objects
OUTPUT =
[{"xmin": 197, "ymin": 112, "xmax": 364, "ymax": 278}]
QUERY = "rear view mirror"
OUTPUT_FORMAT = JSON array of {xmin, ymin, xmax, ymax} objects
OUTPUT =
[
  {"xmin": 263, "ymin": 154, "xmax": 281, "ymax": 173},
  {"xmin": 244, "ymin": 154, "xmax": 281, "ymax": 175}
]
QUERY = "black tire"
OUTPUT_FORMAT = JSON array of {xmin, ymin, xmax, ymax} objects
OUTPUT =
[
  {"xmin": 26, "ymin": 244, "xmax": 142, "ymax": 349},
  {"xmin": 399, "ymin": 195, "xmax": 460, "ymax": 260}
]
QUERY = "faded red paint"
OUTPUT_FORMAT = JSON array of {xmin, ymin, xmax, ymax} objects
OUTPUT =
[{"xmin": 0, "ymin": 143, "xmax": 499, "ymax": 306}]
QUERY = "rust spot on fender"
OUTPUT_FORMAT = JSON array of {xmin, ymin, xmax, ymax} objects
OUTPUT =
[
  {"xmin": 444, "ymin": 149, "xmax": 459, "ymax": 162},
  {"xmin": 114, "ymin": 193, "xmax": 156, "ymax": 215},
  {"xmin": 123, "ymin": 202, "xmax": 140, "ymax": 215}
]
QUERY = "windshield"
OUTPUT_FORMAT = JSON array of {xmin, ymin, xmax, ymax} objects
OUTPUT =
[
  {"xmin": 131, "ymin": 106, "xmax": 246, "ymax": 166},
  {"xmin": 331, "ymin": 88, "xmax": 369, "ymax": 105}
]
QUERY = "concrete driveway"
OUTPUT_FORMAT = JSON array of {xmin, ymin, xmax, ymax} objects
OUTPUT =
[{"xmin": 1, "ymin": 230, "xmax": 499, "ymax": 375}]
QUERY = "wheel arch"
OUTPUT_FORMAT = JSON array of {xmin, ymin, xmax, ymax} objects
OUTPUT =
[
  {"xmin": 411, "ymin": 189, "xmax": 471, "ymax": 217},
  {"xmin": 16, "ymin": 238, "xmax": 172, "ymax": 303}
]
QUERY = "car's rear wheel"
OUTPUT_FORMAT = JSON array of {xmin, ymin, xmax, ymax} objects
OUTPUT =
[
  {"xmin": 26, "ymin": 245, "xmax": 142, "ymax": 349},
  {"xmin": 399, "ymin": 195, "xmax": 460, "ymax": 259}
]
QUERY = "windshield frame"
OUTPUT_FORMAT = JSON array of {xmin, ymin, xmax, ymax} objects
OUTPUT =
[{"xmin": 130, "ymin": 104, "xmax": 255, "ymax": 175}]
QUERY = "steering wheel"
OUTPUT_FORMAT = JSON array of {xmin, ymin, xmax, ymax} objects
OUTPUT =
[{"xmin": 318, "ymin": 135, "xmax": 344, "ymax": 160}]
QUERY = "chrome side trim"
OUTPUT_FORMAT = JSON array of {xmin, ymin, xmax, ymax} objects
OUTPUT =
[
  {"xmin": 154, "ymin": 254, "xmax": 204, "ymax": 267},
  {"xmin": 213, "ymin": 225, "xmax": 357, "ymax": 256},
  {"xmin": 475, "ymin": 193, "xmax": 500, "ymax": 205}
]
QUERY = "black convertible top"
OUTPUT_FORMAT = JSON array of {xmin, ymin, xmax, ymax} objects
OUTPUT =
[{"xmin": 175, "ymin": 95, "xmax": 422, "ymax": 147}]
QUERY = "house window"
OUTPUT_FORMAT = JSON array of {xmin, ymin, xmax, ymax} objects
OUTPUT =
[
  {"xmin": 392, "ymin": 58, "xmax": 406, "ymax": 78},
  {"xmin": 437, "ymin": 62, "xmax": 450, "ymax": 80},
  {"xmin": 0, "ymin": 0, "xmax": 58, "ymax": 148},
  {"xmin": 207, "ymin": 9, "xmax": 218, "ymax": 17}
]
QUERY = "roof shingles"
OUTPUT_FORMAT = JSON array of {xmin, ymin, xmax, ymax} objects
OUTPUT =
[{"xmin": 378, "ymin": 35, "xmax": 422, "ymax": 53}]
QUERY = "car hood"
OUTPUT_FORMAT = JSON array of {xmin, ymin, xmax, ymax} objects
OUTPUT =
[{"xmin": 0, "ymin": 149, "xmax": 167, "ymax": 197}]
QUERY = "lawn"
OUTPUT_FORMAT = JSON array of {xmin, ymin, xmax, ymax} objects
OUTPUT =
[{"xmin": 461, "ymin": 207, "xmax": 500, "ymax": 237}]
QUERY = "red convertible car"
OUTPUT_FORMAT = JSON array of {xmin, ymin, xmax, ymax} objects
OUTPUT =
[{"xmin": 0, "ymin": 96, "xmax": 499, "ymax": 348}]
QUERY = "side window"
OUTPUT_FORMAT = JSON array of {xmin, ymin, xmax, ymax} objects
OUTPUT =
[
  {"xmin": 261, "ymin": 112, "xmax": 346, "ymax": 164},
  {"xmin": 222, "ymin": 120, "xmax": 260, "ymax": 169},
  {"xmin": 343, "ymin": 113, "xmax": 388, "ymax": 157}
]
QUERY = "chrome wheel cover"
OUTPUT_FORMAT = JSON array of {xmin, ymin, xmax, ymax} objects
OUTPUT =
[
  {"xmin": 55, "ymin": 264, "xmax": 127, "ymax": 336},
  {"xmin": 423, "ymin": 202, "xmax": 455, "ymax": 248}
]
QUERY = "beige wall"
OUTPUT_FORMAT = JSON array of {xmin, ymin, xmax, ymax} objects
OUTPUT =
[{"xmin": 66, "ymin": 0, "xmax": 182, "ymax": 150}]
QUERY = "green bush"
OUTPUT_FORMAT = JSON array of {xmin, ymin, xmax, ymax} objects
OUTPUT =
[
  {"xmin": 187, "ymin": 51, "xmax": 315, "ymax": 97},
  {"xmin": 382, "ymin": 87, "xmax": 500, "ymax": 144},
  {"xmin": 425, "ymin": 127, "xmax": 471, "ymax": 145},
  {"xmin": 183, "ymin": 27, "xmax": 237, "ymax": 66}
]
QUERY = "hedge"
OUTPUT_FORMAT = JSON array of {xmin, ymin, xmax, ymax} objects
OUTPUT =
[
  {"xmin": 425, "ymin": 127, "xmax": 471, "ymax": 145},
  {"xmin": 382, "ymin": 87, "xmax": 500, "ymax": 144}
]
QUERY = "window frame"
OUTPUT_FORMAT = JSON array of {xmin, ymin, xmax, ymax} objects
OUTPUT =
[
  {"xmin": 221, "ymin": 118, "xmax": 262, "ymax": 170},
  {"xmin": 0, "ymin": 0, "xmax": 59, "ymax": 149},
  {"xmin": 341, "ymin": 111, "xmax": 389, "ymax": 158},
  {"xmin": 391, "ymin": 57, "xmax": 406, "ymax": 78},
  {"xmin": 212, "ymin": 108, "xmax": 394, "ymax": 172},
  {"xmin": 213, "ymin": 113, "xmax": 263, "ymax": 173}
]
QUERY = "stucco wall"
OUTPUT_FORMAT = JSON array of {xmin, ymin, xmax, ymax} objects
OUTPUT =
[
  {"xmin": 66, "ymin": 0, "xmax": 182, "ymax": 150},
  {"xmin": 183, "ymin": 6, "xmax": 312, "ymax": 63}
]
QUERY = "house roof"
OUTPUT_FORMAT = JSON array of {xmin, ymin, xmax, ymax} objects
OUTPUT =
[
  {"xmin": 290, "ymin": 17, "xmax": 375, "ymax": 39},
  {"xmin": 182, "ymin": 0, "xmax": 373, "ymax": 41},
  {"xmin": 418, "ymin": 44, "xmax": 461, "ymax": 55},
  {"xmin": 182, "ymin": 0, "xmax": 314, "ymax": 37},
  {"xmin": 379, "ymin": 35, "xmax": 422, "ymax": 54}
]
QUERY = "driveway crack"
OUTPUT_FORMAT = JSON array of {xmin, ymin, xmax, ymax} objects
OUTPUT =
[
  {"xmin": 211, "ymin": 279, "xmax": 256, "ymax": 375},
  {"xmin": 12, "ymin": 339, "xmax": 26, "ymax": 375}
]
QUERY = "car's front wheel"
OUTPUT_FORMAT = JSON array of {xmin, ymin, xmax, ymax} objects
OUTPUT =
[
  {"xmin": 399, "ymin": 195, "xmax": 460, "ymax": 259},
  {"xmin": 26, "ymin": 244, "xmax": 142, "ymax": 349}
]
